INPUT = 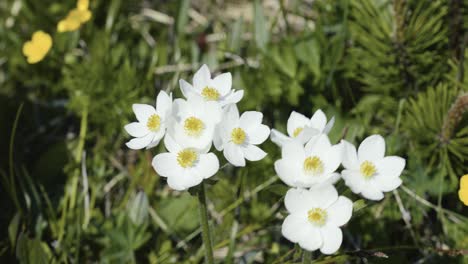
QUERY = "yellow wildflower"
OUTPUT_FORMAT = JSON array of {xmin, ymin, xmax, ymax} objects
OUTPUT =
[
  {"xmin": 57, "ymin": 0, "xmax": 92, "ymax": 32},
  {"xmin": 459, "ymin": 175, "xmax": 468, "ymax": 206},
  {"xmin": 22, "ymin": 31, "xmax": 52, "ymax": 64},
  {"xmin": 77, "ymin": 0, "xmax": 89, "ymax": 10}
]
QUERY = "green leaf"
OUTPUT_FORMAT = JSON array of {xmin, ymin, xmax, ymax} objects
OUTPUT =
[
  {"xmin": 176, "ymin": 0, "xmax": 190, "ymax": 36},
  {"xmin": 8, "ymin": 212, "xmax": 21, "ymax": 248},
  {"xmin": 127, "ymin": 191, "xmax": 149, "ymax": 225},
  {"xmin": 253, "ymin": 0, "xmax": 269, "ymax": 51}
]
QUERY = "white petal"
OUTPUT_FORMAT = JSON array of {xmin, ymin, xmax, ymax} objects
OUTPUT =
[
  {"xmin": 245, "ymin": 124, "xmax": 270, "ymax": 145},
  {"xmin": 242, "ymin": 145, "xmax": 267, "ymax": 161},
  {"xmin": 298, "ymin": 225, "xmax": 322, "ymax": 252},
  {"xmin": 179, "ymin": 79, "xmax": 195, "ymax": 98},
  {"xmin": 375, "ymin": 156, "xmax": 405, "ymax": 179},
  {"xmin": 213, "ymin": 125, "xmax": 224, "ymax": 151},
  {"xmin": 270, "ymin": 129, "xmax": 290, "ymax": 147},
  {"xmin": 319, "ymin": 225, "xmax": 342, "ymax": 254},
  {"xmin": 146, "ymin": 132, "xmax": 163, "ymax": 149},
  {"xmin": 224, "ymin": 104, "xmax": 240, "ymax": 124},
  {"xmin": 152, "ymin": 153, "xmax": 179, "ymax": 178},
  {"xmin": 305, "ymin": 134, "xmax": 332, "ymax": 155},
  {"xmin": 163, "ymin": 134, "xmax": 181, "ymax": 153},
  {"xmin": 284, "ymin": 188, "xmax": 313, "ymax": 214},
  {"xmin": 172, "ymin": 98, "xmax": 189, "ymax": 121},
  {"xmin": 193, "ymin": 64, "xmax": 211, "ymax": 90},
  {"xmin": 124, "ymin": 122, "xmax": 149, "ymax": 137},
  {"xmin": 212, "ymin": 72, "xmax": 232, "ymax": 95},
  {"xmin": 287, "ymin": 111, "xmax": 311, "ymax": 137},
  {"xmin": 126, "ymin": 133, "xmax": 154, "ymax": 149},
  {"xmin": 156, "ymin": 90, "xmax": 173, "ymax": 117},
  {"xmin": 133, "ymin": 104, "xmax": 157, "ymax": 123},
  {"xmin": 204, "ymin": 101, "xmax": 223, "ymax": 124},
  {"xmin": 323, "ymin": 116, "xmax": 335, "ymax": 134},
  {"xmin": 358, "ymin": 135, "xmax": 385, "ymax": 162},
  {"xmin": 341, "ymin": 170, "xmax": 366, "ymax": 194},
  {"xmin": 221, "ymin": 90, "xmax": 244, "ymax": 106},
  {"xmin": 341, "ymin": 140, "xmax": 359, "ymax": 169},
  {"xmin": 296, "ymin": 127, "xmax": 320, "ymax": 144},
  {"xmin": 310, "ymin": 109, "xmax": 327, "ymax": 132},
  {"xmin": 376, "ymin": 178, "xmax": 402, "ymax": 192},
  {"xmin": 196, "ymin": 153, "xmax": 219, "ymax": 179},
  {"xmin": 326, "ymin": 196, "xmax": 353, "ymax": 227},
  {"xmin": 274, "ymin": 159, "xmax": 299, "ymax": 187},
  {"xmin": 180, "ymin": 169, "xmax": 205, "ymax": 190},
  {"xmin": 281, "ymin": 141, "xmax": 306, "ymax": 161},
  {"xmin": 374, "ymin": 156, "xmax": 405, "ymax": 192},
  {"xmin": 224, "ymin": 142, "xmax": 245, "ymax": 167},
  {"xmin": 308, "ymin": 184, "xmax": 339, "ymax": 209},
  {"xmin": 167, "ymin": 173, "xmax": 193, "ymax": 191},
  {"xmin": 239, "ymin": 111, "xmax": 263, "ymax": 131},
  {"xmin": 321, "ymin": 143, "xmax": 343, "ymax": 175},
  {"xmin": 281, "ymin": 214, "xmax": 308, "ymax": 243},
  {"xmin": 361, "ymin": 182, "xmax": 385, "ymax": 200}
]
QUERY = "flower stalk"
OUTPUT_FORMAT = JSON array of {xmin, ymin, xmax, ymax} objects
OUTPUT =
[{"xmin": 197, "ymin": 182, "xmax": 215, "ymax": 264}]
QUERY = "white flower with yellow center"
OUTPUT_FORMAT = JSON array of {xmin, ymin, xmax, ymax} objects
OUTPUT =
[
  {"xmin": 169, "ymin": 96, "xmax": 222, "ymax": 151},
  {"xmin": 124, "ymin": 91, "xmax": 172, "ymax": 149},
  {"xmin": 274, "ymin": 134, "xmax": 343, "ymax": 188},
  {"xmin": 213, "ymin": 105, "xmax": 270, "ymax": 167},
  {"xmin": 282, "ymin": 185, "xmax": 353, "ymax": 254},
  {"xmin": 152, "ymin": 135, "xmax": 219, "ymax": 191},
  {"xmin": 179, "ymin": 64, "xmax": 244, "ymax": 107},
  {"xmin": 271, "ymin": 110, "xmax": 335, "ymax": 147},
  {"xmin": 341, "ymin": 135, "xmax": 405, "ymax": 201}
]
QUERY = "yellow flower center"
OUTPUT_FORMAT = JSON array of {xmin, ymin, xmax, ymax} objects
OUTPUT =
[
  {"xmin": 201, "ymin": 87, "xmax": 220, "ymax": 101},
  {"xmin": 184, "ymin": 117, "xmax": 204, "ymax": 137},
  {"xmin": 146, "ymin": 114, "xmax": 161, "ymax": 132},
  {"xmin": 360, "ymin": 161, "xmax": 377, "ymax": 179},
  {"xmin": 303, "ymin": 156, "xmax": 324, "ymax": 175},
  {"xmin": 307, "ymin": 208, "xmax": 327, "ymax": 226},
  {"xmin": 231, "ymin": 128, "xmax": 247, "ymax": 145},
  {"xmin": 177, "ymin": 149, "xmax": 198, "ymax": 168},
  {"xmin": 293, "ymin": 127, "xmax": 304, "ymax": 137}
]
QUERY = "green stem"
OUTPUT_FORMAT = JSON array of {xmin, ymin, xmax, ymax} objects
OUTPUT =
[
  {"xmin": 302, "ymin": 250, "xmax": 312, "ymax": 264},
  {"xmin": 9, "ymin": 103, "xmax": 24, "ymax": 213},
  {"xmin": 197, "ymin": 182, "xmax": 214, "ymax": 264}
]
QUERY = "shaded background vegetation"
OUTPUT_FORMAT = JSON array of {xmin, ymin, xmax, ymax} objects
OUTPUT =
[{"xmin": 0, "ymin": 0, "xmax": 467, "ymax": 263}]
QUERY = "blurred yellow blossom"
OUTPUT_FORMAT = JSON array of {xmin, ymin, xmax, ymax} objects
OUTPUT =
[
  {"xmin": 57, "ymin": 0, "xmax": 92, "ymax": 32},
  {"xmin": 459, "ymin": 175, "xmax": 468, "ymax": 206},
  {"xmin": 77, "ymin": 0, "xmax": 89, "ymax": 10},
  {"xmin": 22, "ymin": 31, "xmax": 52, "ymax": 64}
]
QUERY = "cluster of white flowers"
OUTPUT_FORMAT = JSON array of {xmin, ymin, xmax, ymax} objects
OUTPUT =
[
  {"xmin": 272, "ymin": 111, "xmax": 406, "ymax": 254},
  {"xmin": 124, "ymin": 65, "xmax": 270, "ymax": 190}
]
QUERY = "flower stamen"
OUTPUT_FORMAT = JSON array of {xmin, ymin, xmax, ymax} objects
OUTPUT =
[
  {"xmin": 147, "ymin": 114, "xmax": 161, "ymax": 132},
  {"xmin": 307, "ymin": 208, "xmax": 327, "ymax": 226},
  {"xmin": 293, "ymin": 127, "xmax": 304, "ymax": 137},
  {"xmin": 360, "ymin": 161, "xmax": 377, "ymax": 179},
  {"xmin": 201, "ymin": 87, "xmax": 220, "ymax": 101},
  {"xmin": 184, "ymin": 116, "xmax": 205, "ymax": 137},
  {"xmin": 303, "ymin": 156, "xmax": 324, "ymax": 175},
  {"xmin": 177, "ymin": 149, "xmax": 198, "ymax": 168},
  {"xmin": 231, "ymin": 127, "xmax": 246, "ymax": 145}
]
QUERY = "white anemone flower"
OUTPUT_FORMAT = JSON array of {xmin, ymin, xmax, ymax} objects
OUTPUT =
[
  {"xmin": 282, "ymin": 185, "xmax": 353, "ymax": 254},
  {"xmin": 179, "ymin": 64, "xmax": 244, "ymax": 107},
  {"xmin": 341, "ymin": 135, "xmax": 405, "ymax": 201},
  {"xmin": 274, "ymin": 134, "xmax": 343, "ymax": 188},
  {"xmin": 271, "ymin": 110, "xmax": 335, "ymax": 147},
  {"xmin": 152, "ymin": 135, "xmax": 219, "ymax": 191},
  {"xmin": 214, "ymin": 105, "xmax": 270, "ymax": 167},
  {"xmin": 169, "ymin": 96, "xmax": 222, "ymax": 151},
  {"xmin": 124, "ymin": 91, "xmax": 172, "ymax": 149}
]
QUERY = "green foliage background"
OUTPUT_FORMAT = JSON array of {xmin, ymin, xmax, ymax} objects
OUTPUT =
[{"xmin": 0, "ymin": 0, "xmax": 467, "ymax": 263}]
